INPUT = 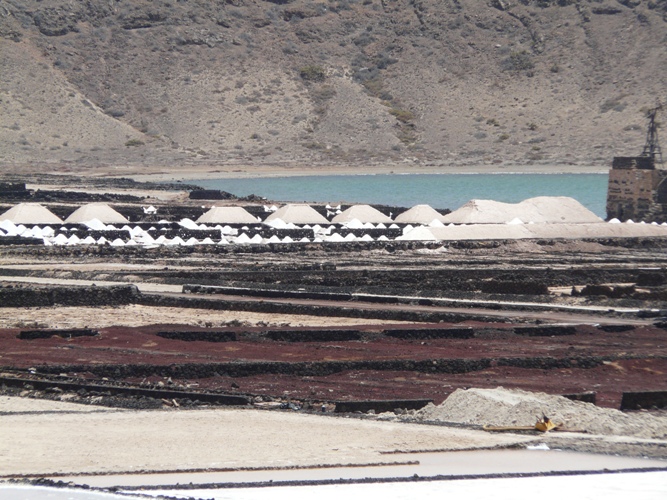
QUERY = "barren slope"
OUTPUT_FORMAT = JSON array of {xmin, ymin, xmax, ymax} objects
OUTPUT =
[{"xmin": 1, "ymin": 0, "xmax": 666, "ymax": 171}]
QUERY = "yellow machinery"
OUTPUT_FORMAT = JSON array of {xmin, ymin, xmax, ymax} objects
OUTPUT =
[{"xmin": 483, "ymin": 415, "xmax": 560, "ymax": 433}]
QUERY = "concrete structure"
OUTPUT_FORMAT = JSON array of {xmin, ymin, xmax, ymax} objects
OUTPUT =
[
  {"xmin": 606, "ymin": 156, "xmax": 667, "ymax": 222},
  {"xmin": 607, "ymin": 105, "xmax": 666, "ymax": 222}
]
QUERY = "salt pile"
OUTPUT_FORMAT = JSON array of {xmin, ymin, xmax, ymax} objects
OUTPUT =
[
  {"xmin": 64, "ymin": 203, "xmax": 128, "ymax": 224},
  {"xmin": 83, "ymin": 218, "xmax": 109, "ymax": 230},
  {"xmin": 396, "ymin": 226, "xmax": 439, "ymax": 241},
  {"xmin": 197, "ymin": 206, "xmax": 258, "ymax": 224},
  {"xmin": 404, "ymin": 222, "xmax": 667, "ymax": 242},
  {"xmin": 264, "ymin": 217, "xmax": 288, "ymax": 229},
  {"xmin": 332, "ymin": 205, "xmax": 393, "ymax": 224},
  {"xmin": 264, "ymin": 204, "xmax": 329, "ymax": 225},
  {"xmin": 0, "ymin": 203, "xmax": 63, "ymax": 225},
  {"xmin": 395, "ymin": 204, "xmax": 447, "ymax": 224},
  {"xmin": 413, "ymin": 387, "xmax": 667, "ymax": 439},
  {"xmin": 344, "ymin": 218, "xmax": 364, "ymax": 229},
  {"xmin": 443, "ymin": 197, "xmax": 602, "ymax": 224}
]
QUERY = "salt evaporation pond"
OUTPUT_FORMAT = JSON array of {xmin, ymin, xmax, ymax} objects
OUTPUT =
[
  {"xmin": 53, "ymin": 449, "xmax": 666, "ymax": 488},
  {"xmin": 135, "ymin": 471, "xmax": 667, "ymax": 500},
  {"xmin": 4, "ymin": 472, "xmax": 666, "ymax": 500},
  {"xmin": 192, "ymin": 173, "xmax": 608, "ymax": 218}
]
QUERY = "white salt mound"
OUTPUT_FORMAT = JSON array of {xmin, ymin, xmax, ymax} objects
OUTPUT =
[
  {"xmin": 65, "ymin": 203, "xmax": 128, "ymax": 224},
  {"xmin": 332, "ymin": 205, "xmax": 393, "ymax": 224},
  {"xmin": 197, "ymin": 206, "xmax": 258, "ymax": 224},
  {"xmin": 415, "ymin": 387, "xmax": 667, "ymax": 439},
  {"xmin": 395, "ymin": 204, "xmax": 447, "ymax": 224},
  {"xmin": 443, "ymin": 196, "xmax": 602, "ymax": 225},
  {"xmin": 264, "ymin": 204, "xmax": 329, "ymax": 225},
  {"xmin": 0, "ymin": 203, "xmax": 63, "ymax": 224}
]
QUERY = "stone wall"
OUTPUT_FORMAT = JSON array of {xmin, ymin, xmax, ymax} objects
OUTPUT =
[{"xmin": 0, "ymin": 285, "xmax": 140, "ymax": 307}]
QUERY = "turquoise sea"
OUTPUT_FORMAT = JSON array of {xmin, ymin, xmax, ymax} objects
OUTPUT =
[{"xmin": 192, "ymin": 173, "xmax": 608, "ymax": 218}]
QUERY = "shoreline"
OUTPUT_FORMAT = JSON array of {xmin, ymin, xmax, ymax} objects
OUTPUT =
[
  {"xmin": 1, "ymin": 162, "xmax": 609, "ymax": 183},
  {"xmin": 122, "ymin": 164, "xmax": 608, "ymax": 183}
]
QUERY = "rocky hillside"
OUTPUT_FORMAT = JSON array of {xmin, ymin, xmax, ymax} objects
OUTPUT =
[{"xmin": 1, "ymin": 0, "xmax": 666, "ymax": 171}]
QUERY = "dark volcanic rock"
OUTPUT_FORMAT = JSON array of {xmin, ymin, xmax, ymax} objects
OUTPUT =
[{"xmin": 0, "ymin": 285, "xmax": 141, "ymax": 308}]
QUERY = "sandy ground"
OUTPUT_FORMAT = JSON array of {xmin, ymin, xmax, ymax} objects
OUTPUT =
[
  {"xmin": 0, "ymin": 396, "xmax": 535, "ymax": 477},
  {"xmin": 115, "ymin": 163, "xmax": 608, "ymax": 182},
  {"xmin": 23, "ymin": 184, "xmax": 187, "ymax": 202},
  {"xmin": 0, "ymin": 396, "xmax": 112, "ymax": 414},
  {"xmin": 0, "ymin": 304, "xmax": 406, "ymax": 330}
]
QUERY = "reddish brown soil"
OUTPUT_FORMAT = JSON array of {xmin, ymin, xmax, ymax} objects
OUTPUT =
[
  {"xmin": 2, "ymin": 322, "xmax": 666, "ymax": 410},
  {"xmin": 199, "ymin": 359, "xmax": 667, "ymax": 409}
]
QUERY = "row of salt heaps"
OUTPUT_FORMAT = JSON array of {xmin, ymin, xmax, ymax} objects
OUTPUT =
[
  {"xmin": 0, "ymin": 220, "xmax": 57, "ymax": 239},
  {"xmin": 608, "ymin": 218, "xmax": 667, "ymax": 225},
  {"xmin": 6, "ymin": 215, "xmax": 667, "ymax": 247},
  {"xmin": 9, "ymin": 199, "xmax": 664, "ymax": 246},
  {"xmin": 0, "ymin": 218, "xmax": 399, "ymax": 247}
]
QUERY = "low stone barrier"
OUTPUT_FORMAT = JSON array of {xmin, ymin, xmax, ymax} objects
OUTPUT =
[
  {"xmin": 183, "ymin": 284, "xmax": 353, "ymax": 302},
  {"xmin": 141, "ymin": 294, "xmax": 493, "ymax": 323},
  {"xmin": 620, "ymin": 390, "xmax": 667, "ymax": 410},
  {"xmin": 334, "ymin": 399, "xmax": 432, "ymax": 413},
  {"xmin": 265, "ymin": 330, "xmax": 362, "ymax": 342},
  {"xmin": 0, "ymin": 284, "xmax": 140, "ymax": 307},
  {"xmin": 33, "ymin": 358, "xmax": 493, "ymax": 379},
  {"xmin": 562, "ymin": 392, "xmax": 597, "ymax": 404},
  {"xmin": 383, "ymin": 328, "xmax": 474, "ymax": 339},
  {"xmin": 18, "ymin": 328, "xmax": 98, "ymax": 340},
  {"xmin": 597, "ymin": 324, "xmax": 635, "ymax": 333},
  {"xmin": 156, "ymin": 331, "xmax": 237, "ymax": 342},
  {"xmin": 0, "ymin": 376, "xmax": 249, "ymax": 406},
  {"xmin": 0, "ymin": 236, "xmax": 43, "ymax": 246},
  {"xmin": 480, "ymin": 280, "xmax": 549, "ymax": 295},
  {"xmin": 513, "ymin": 326, "xmax": 577, "ymax": 337},
  {"xmin": 149, "ymin": 326, "xmax": 497, "ymax": 343}
]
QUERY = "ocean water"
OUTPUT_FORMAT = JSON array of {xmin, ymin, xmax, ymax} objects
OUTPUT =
[{"xmin": 192, "ymin": 173, "xmax": 608, "ymax": 218}]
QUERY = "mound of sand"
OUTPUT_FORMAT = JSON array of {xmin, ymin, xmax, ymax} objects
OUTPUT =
[{"xmin": 413, "ymin": 387, "xmax": 667, "ymax": 439}]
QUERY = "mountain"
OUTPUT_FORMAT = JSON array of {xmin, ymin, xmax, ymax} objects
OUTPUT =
[{"xmin": 1, "ymin": 0, "xmax": 666, "ymax": 170}]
